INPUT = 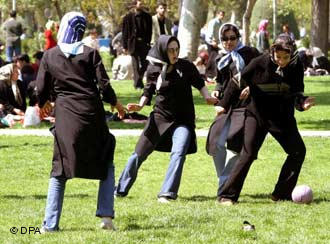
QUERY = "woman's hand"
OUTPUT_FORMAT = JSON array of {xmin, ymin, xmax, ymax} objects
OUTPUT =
[
  {"xmin": 211, "ymin": 90, "xmax": 219, "ymax": 98},
  {"xmin": 127, "ymin": 103, "xmax": 143, "ymax": 112},
  {"xmin": 239, "ymin": 86, "xmax": 250, "ymax": 100},
  {"xmin": 13, "ymin": 108, "xmax": 25, "ymax": 116},
  {"xmin": 206, "ymin": 96, "xmax": 219, "ymax": 105},
  {"xmin": 302, "ymin": 96, "xmax": 315, "ymax": 111},
  {"xmin": 215, "ymin": 106, "xmax": 226, "ymax": 116},
  {"xmin": 113, "ymin": 102, "xmax": 125, "ymax": 119}
]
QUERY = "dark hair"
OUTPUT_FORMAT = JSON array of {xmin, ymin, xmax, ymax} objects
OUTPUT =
[
  {"xmin": 270, "ymin": 34, "xmax": 296, "ymax": 55},
  {"xmin": 217, "ymin": 10, "xmax": 225, "ymax": 15},
  {"xmin": 156, "ymin": 2, "xmax": 167, "ymax": 8},
  {"xmin": 10, "ymin": 10, "xmax": 17, "ymax": 18},
  {"xmin": 33, "ymin": 51, "xmax": 44, "ymax": 60},
  {"xmin": 13, "ymin": 54, "xmax": 30, "ymax": 63},
  {"xmin": 220, "ymin": 24, "xmax": 240, "ymax": 39}
]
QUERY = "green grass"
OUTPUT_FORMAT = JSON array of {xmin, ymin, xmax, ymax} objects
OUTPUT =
[
  {"xmin": 12, "ymin": 75, "xmax": 330, "ymax": 130},
  {"xmin": 0, "ymin": 135, "xmax": 329, "ymax": 243}
]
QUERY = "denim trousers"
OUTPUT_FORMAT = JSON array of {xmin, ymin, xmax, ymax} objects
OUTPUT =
[
  {"xmin": 6, "ymin": 45, "xmax": 21, "ymax": 62},
  {"xmin": 116, "ymin": 125, "xmax": 191, "ymax": 199},
  {"xmin": 212, "ymin": 117, "xmax": 239, "ymax": 191},
  {"xmin": 42, "ymin": 164, "xmax": 115, "ymax": 231}
]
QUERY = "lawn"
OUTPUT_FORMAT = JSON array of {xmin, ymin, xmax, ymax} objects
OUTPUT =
[
  {"xmin": 9, "ymin": 75, "xmax": 330, "ymax": 130},
  {"xmin": 0, "ymin": 135, "xmax": 329, "ymax": 243}
]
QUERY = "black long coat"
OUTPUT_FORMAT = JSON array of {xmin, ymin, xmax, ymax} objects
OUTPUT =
[
  {"xmin": 135, "ymin": 59, "xmax": 205, "ymax": 156},
  {"xmin": 207, "ymin": 46, "xmax": 259, "ymax": 155},
  {"xmin": 36, "ymin": 46, "xmax": 117, "ymax": 180},
  {"xmin": 219, "ymin": 53, "xmax": 305, "ymax": 130},
  {"xmin": 122, "ymin": 10, "xmax": 152, "ymax": 54}
]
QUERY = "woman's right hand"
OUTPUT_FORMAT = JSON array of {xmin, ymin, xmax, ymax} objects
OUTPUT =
[
  {"xmin": 127, "ymin": 103, "xmax": 142, "ymax": 112},
  {"xmin": 211, "ymin": 90, "xmax": 219, "ymax": 98}
]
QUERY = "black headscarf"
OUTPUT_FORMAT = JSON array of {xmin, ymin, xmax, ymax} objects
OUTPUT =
[
  {"xmin": 146, "ymin": 35, "xmax": 180, "ymax": 90},
  {"xmin": 147, "ymin": 35, "xmax": 180, "ymax": 64}
]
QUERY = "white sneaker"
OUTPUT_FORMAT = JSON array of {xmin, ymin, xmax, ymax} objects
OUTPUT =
[
  {"xmin": 100, "ymin": 217, "xmax": 116, "ymax": 231},
  {"xmin": 158, "ymin": 196, "xmax": 171, "ymax": 203}
]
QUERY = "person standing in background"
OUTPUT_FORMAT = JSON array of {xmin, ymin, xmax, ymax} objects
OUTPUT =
[
  {"xmin": 3, "ymin": 10, "xmax": 23, "ymax": 62},
  {"xmin": 256, "ymin": 19, "xmax": 270, "ymax": 54},
  {"xmin": 151, "ymin": 2, "xmax": 172, "ymax": 46},
  {"xmin": 122, "ymin": 0, "xmax": 152, "ymax": 89},
  {"xmin": 205, "ymin": 10, "xmax": 225, "ymax": 81}
]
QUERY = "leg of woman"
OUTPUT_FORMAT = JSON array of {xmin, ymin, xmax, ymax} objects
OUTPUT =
[
  {"xmin": 96, "ymin": 163, "xmax": 116, "ymax": 230},
  {"xmin": 270, "ymin": 122, "xmax": 306, "ymax": 200},
  {"xmin": 42, "ymin": 176, "xmax": 67, "ymax": 231},
  {"xmin": 115, "ymin": 152, "xmax": 150, "ymax": 197},
  {"xmin": 158, "ymin": 125, "xmax": 191, "ymax": 200},
  {"xmin": 212, "ymin": 117, "xmax": 239, "ymax": 190},
  {"xmin": 218, "ymin": 116, "xmax": 267, "ymax": 202}
]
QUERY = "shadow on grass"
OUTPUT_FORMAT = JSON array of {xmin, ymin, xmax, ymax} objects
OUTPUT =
[
  {"xmin": 0, "ymin": 142, "xmax": 50, "ymax": 149},
  {"xmin": 122, "ymin": 223, "xmax": 179, "ymax": 231},
  {"xmin": 298, "ymin": 119, "xmax": 330, "ymax": 130},
  {"xmin": 1, "ymin": 193, "xmax": 90, "ymax": 200},
  {"xmin": 180, "ymin": 195, "xmax": 215, "ymax": 202}
]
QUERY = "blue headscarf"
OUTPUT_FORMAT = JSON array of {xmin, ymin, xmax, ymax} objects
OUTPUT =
[
  {"xmin": 217, "ymin": 23, "xmax": 245, "ymax": 73},
  {"xmin": 57, "ymin": 12, "xmax": 87, "ymax": 58}
]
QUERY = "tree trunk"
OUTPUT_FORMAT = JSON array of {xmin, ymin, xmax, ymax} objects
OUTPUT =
[
  {"xmin": 242, "ymin": 0, "xmax": 257, "ymax": 45},
  {"xmin": 311, "ymin": 0, "xmax": 329, "ymax": 56},
  {"xmin": 53, "ymin": 0, "xmax": 63, "ymax": 20},
  {"xmin": 177, "ymin": 0, "xmax": 209, "ymax": 61}
]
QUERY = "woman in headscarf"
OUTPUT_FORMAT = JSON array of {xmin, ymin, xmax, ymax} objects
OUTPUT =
[
  {"xmin": 44, "ymin": 20, "xmax": 58, "ymax": 50},
  {"xmin": 37, "ymin": 12, "xmax": 125, "ymax": 232},
  {"xmin": 0, "ymin": 63, "xmax": 26, "ymax": 117},
  {"xmin": 115, "ymin": 35, "xmax": 218, "ymax": 203},
  {"xmin": 216, "ymin": 34, "xmax": 315, "ymax": 205},
  {"xmin": 206, "ymin": 23, "xmax": 259, "ymax": 199},
  {"xmin": 256, "ymin": 19, "xmax": 270, "ymax": 53}
]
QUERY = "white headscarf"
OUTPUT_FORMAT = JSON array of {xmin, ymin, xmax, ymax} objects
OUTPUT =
[
  {"xmin": 217, "ymin": 23, "xmax": 246, "ymax": 73},
  {"xmin": 57, "ymin": 12, "xmax": 87, "ymax": 58}
]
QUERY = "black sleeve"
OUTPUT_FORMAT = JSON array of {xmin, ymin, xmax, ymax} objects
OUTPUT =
[
  {"xmin": 189, "ymin": 62, "xmax": 205, "ymax": 90},
  {"xmin": 143, "ymin": 64, "xmax": 159, "ymax": 105},
  {"xmin": 93, "ymin": 50, "xmax": 117, "ymax": 106},
  {"xmin": 36, "ymin": 54, "xmax": 53, "ymax": 107},
  {"xmin": 145, "ymin": 13, "xmax": 153, "ymax": 44},
  {"xmin": 121, "ymin": 15, "xmax": 129, "ymax": 50}
]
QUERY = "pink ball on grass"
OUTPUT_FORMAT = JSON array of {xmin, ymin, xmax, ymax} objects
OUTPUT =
[{"xmin": 291, "ymin": 185, "xmax": 313, "ymax": 204}]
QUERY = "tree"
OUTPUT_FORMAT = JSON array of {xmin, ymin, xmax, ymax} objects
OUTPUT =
[
  {"xmin": 311, "ymin": 0, "xmax": 329, "ymax": 55},
  {"xmin": 242, "ymin": 0, "xmax": 257, "ymax": 45},
  {"xmin": 177, "ymin": 0, "xmax": 208, "ymax": 61}
]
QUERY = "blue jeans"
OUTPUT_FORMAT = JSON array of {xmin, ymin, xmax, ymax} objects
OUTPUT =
[
  {"xmin": 6, "ymin": 45, "xmax": 21, "ymax": 62},
  {"xmin": 212, "ymin": 118, "xmax": 239, "ymax": 191},
  {"xmin": 42, "ymin": 164, "xmax": 115, "ymax": 231},
  {"xmin": 116, "ymin": 125, "xmax": 191, "ymax": 200}
]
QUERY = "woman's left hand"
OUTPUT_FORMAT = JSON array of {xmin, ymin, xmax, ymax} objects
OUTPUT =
[
  {"xmin": 206, "ymin": 96, "xmax": 219, "ymax": 105},
  {"xmin": 303, "ymin": 96, "xmax": 315, "ymax": 110}
]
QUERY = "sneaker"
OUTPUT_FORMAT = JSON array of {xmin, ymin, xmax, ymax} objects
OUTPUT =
[
  {"xmin": 40, "ymin": 226, "xmax": 58, "ymax": 234},
  {"xmin": 100, "ymin": 217, "xmax": 116, "ymax": 231},
  {"xmin": 217, "ymin": 197, "xmax": 235, "ymax": 206},
  {"xmin": 157, "ymin": 196, "xmax": 171, "ymax": 203}
]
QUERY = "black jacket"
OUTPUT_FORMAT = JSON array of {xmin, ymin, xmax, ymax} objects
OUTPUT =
[{"xmin": 122, "ymin": 10, "xmax": 152, "ymax": 54}]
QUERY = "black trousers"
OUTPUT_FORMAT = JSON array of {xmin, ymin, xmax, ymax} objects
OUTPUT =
[
  {"xmin": 218, "ymin": 115, "xmax": 306, "ymax": 201},
  {"xmin": 205, "ymin": 43, "xmax": 219, "ymax": 79},
  {"xmin": 131, "ymin": 41, "xmax": 150, "ymax": 89}
]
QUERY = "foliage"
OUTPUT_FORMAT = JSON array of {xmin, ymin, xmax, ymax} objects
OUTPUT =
[{"xmin": 0, "ymin": 135, "xmax": 329, "ymax": 243}]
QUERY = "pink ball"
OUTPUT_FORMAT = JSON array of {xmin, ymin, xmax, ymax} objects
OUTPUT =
[{"xmin": 292, "ymin": 185, "xmax": 313, "ymax": 204}]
